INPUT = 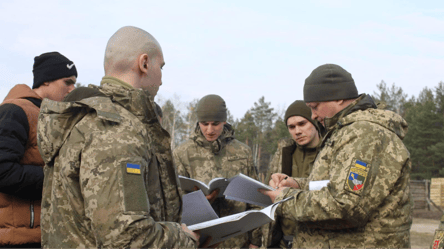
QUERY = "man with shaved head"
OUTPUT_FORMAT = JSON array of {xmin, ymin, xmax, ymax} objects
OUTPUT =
[{"xmin": 38, "ymin": 26, "xmax": 199, "ymax": 248}]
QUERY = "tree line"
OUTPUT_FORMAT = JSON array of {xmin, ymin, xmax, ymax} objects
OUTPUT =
[
  {"xmin": 76, "ymin": 81, "xmax": 444, "ymax": 181},
  {"xmin": 372, "ymin": 81, "xmax": 444, "ymax": 180}
]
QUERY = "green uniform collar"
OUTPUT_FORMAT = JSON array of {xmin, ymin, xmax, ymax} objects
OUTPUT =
[
  {"xmin": 193, "ymin": 123, "xmax": 235, "ymax": 154},
  {"xmin": 100, "ymin": 76, "xmax": 134, "ymax": 90},
  {"xmin": 324, "ymin": 94, "xmax": 377, "ymax": 131}
]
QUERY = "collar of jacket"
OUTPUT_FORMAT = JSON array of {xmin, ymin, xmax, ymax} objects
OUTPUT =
[
  {"xmin": 98, "ymin": 77, "xmax": 157, "ymax": 125},
  {"xmin": 321, "ymin": 94, "xmax": 377, "ymax": 147},
  {"xmin": 193, "ymin": 123, "xmax": 235, "ymax": 155},
  {"xmin": 100, "ymin": 76, "xmax": 134, "ymax": 90},
  {"xmin": 280, "ymin": 137, "xmax": 320, "ymax": 176},
  {"xmin": 323, "ymin": 94, "xmax": 377, "ymax": 131},
  {"xmin": 3, "ymin": 84, "xmax": 43, "ymax": 102}
]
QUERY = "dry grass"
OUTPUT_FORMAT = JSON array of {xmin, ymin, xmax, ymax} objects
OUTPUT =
[
  {"xmin": 410, "ymin": 211, "xmax": 441, "ymax": 248},
  {"xmin": 411, "ymin": 231, "xmax": 435, "ymax": 248}
]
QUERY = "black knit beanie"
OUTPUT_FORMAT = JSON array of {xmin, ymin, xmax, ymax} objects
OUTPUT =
[
  {"xmin": 284, "ymin": 100, "xmax": 321, "ymax": 132},
  {"xmin": 304, "ymin": 64, "xmax": 358, "ymax": 102},
  {"xmin": 196, "ymin": 94, "xmax": 227, "ymax": 122},
  {"xmin": 32, "ymin": 52, "xmax": 78, "ymax": 89}
]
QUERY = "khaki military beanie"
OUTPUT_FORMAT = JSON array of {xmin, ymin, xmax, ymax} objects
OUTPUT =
[
  {"xmin": 304, "ymin": 64, "xmax": 359, "ymax": 102},
  {"xmin": 196, "ymin": 94, "xmax": 227, "ymax": 122},
  {"xmin": 284, "ymin": 100, "xmax": 321, "ymax": 132}
]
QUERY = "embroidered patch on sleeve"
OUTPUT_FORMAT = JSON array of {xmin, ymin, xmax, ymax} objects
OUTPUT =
[
  {"xmin": 432, "ymin": 230, "xmax": 444, "ymax": 249},
  {"xmin": 126, "ymin": 163, "xmax": 141, "ymax": 174},
  {"xmin": 346, "ymin": 160, "xmax": 369, "ymax": 193}
]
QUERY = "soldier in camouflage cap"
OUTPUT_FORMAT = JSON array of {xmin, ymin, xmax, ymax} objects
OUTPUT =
[
  {"xmin": 261, "ymin": 64, "xmax": 413, "ymax": 248},
  {"xmin": 173, "ymin": 94, "xmax": 262, "ymax": 248},
  {"xmin": 37, "ymin": 26, "xmax": 199, "ymax": 248},
  {"xmin": 263, "ymin": 100, "xmax": 324, "ymax": 248}
]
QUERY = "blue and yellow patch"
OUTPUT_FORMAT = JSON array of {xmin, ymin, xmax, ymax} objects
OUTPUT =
[
  {"xmin": 126, "ymin": 163, "xmax": 141, "ymax": 175},
  {"xmin": 346, "ymin": 160, "xmax": 369, "ymax": 193}
]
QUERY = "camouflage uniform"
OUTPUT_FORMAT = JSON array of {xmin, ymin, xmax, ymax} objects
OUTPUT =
[
  {"xmin": 263, "ymin": 138, "xmax": 319, "ymax": 248},
  {"xmin": 432, "ymin": 214, "xmax": 444, "ymax": 249},
  {"xmin": 173, "ymin": 124, "xmax": 262, "ymax": 247},
  {"xmin": 274, "ymin": 94, "xmax": 413, "ymax": 248},
  {"xmin": 37, "ymin": 78, "xmax": 197, "ymax": 248}
]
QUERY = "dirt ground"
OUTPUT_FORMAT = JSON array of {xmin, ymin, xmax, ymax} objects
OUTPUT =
[{"xmin": 410, "ymin": 210, "xmax": 442, "ymax": 248}]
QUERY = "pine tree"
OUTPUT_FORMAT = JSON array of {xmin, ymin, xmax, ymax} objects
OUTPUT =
[
  {"xmin": 404, "ymin": 87, "xmax": 444, "ymax": 179},
  {"xmin": 372, "ymin": 80, "xmax": 408, "ymax": 116}
]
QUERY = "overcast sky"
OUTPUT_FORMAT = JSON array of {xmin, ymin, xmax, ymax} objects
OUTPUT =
[{"xmin": 1, "ymin": 0, "xmax": 443, "ymax": 119}]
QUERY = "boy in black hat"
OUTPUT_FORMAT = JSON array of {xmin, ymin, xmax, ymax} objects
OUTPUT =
[{"xmin": 0, "ymin": 51, "xmax": 77, "ymax": 247}]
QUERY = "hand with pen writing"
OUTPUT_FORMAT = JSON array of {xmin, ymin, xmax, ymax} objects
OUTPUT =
[
  {"xmin": 259, "ymin": 173, "xmax": 300, "ymax": 203},
  {"xmin": 269, "ymin": 173, "xmax": 300, "ymax": 189}
]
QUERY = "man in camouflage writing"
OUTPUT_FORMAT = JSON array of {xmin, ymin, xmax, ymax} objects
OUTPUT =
[
  {"xmin": 37, "ymin": 26, "xmax": 199, "ymax": 248},
  {"xmin": 263, "ymin": 100, "xmax": 324, "ymax": 248},
  {"xmin": 262, "ymin": 64, "xmax": 413, "ymax": 248},
  {"xmin": 173, "ymin": 94, "xmax": 262, "ymax": 248}
]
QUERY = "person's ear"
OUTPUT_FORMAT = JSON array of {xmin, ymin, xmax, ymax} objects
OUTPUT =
[
  {"xmin": 337, "ymin": 99, "xmax": 345, "ymax": 106},
  {"xmin": 138, "ymin": 54, "xmax": 149, "ymax": 74}
]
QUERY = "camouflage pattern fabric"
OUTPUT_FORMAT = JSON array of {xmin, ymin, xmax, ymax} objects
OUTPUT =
[
  {"xmin": 37, "ymin": 78, "xmax": 197, "ymax": 248},
  {"xmin": 263, "ymin": 138, "xmax": 318, "ymax": 248},
  {"xmin": 274, "ymin": 94, "xmax": 413, "ymax": 248},
  {"xmin": 432, "ymin": 214, "xmax": 444, "ymax": 249},
  {"xmin": 173, "ymin": 124, "xmax": 262, "ymax": 247}
]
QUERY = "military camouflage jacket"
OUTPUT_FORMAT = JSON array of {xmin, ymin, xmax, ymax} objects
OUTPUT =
[
  {"xmin": 37, "ymin": 78, "xmax": 197, "ymax": 248},
  {"xmin": 173, "ymin": 124, "xmax": 262, "ymax": 247},
  {"xmin": 263, "ymin": 138, "xmax": 319, "ymax": 247},
  {"xmin": 432, "ymin": 214, "xmax": 444, "ymax": 249},
  {"xmin": 275, "ymin": 94, "xmax": 413, "ymax": 248}
]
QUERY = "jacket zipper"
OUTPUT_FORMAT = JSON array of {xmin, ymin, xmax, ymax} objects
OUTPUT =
[{"xmin": 30, "ymin": 202, "xmax": 34, "ymax": 228}]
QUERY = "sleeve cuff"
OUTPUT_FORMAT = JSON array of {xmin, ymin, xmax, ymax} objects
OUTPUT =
[{"xmin": 276, "ymin": 188, "xmax": 302, "ymax": 218}]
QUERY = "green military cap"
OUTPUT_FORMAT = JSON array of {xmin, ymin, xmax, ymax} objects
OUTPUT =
[
  {"xmin": 196, "ymin": 94, "xmax": 227, "ymax": 122},
  {"xmin": 304, "ymin": 64, "xmax": 359, "ymax": 103},
  {"xmin": 285, "ymin": 100, "xmax": 323, "ymax": 134}
]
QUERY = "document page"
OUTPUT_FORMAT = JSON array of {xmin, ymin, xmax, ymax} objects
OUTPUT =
[
  {"xmin": 309, "ymin": 180, "xmax": 330, "ymax": 190},
  {"xmin": 181, "ymin": 190, "xmax": 219, "ymax": 226},
  {"xmin": 224, "ymin": 173, "xmax": 275, "ymax": 206},
  {"xmin": 188, "ymin": 196, "xmax": 293, "ymax": 246},
  {"xmin": 178, "ymin": 175, "xmax": 228, "ymax": 196}
]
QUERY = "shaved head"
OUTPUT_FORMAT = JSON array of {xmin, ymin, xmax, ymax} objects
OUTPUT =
[{"xmin": 104, "ymin": 26, "xmax": 162, "ymax": 75}]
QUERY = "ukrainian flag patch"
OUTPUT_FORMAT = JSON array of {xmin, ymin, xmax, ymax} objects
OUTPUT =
[
  {"xmin": 126, "ymin": 163, "xmax": 141, "ymax": 174},
  {"xmin": 355, "ymin": 160, "xmax": 367, "ymax": 170},
  {"xmin": 346, "ymin": 159, "xmax": 369, "ymax": 193}
]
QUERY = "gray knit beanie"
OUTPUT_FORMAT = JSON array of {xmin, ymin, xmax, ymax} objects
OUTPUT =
[
  {"xmin": 196, "ymin": 94, "xmax": 227, "ymax": 122},
  {"xmin": 304, "ymin": 64, "xmax": 358, "ymax": 102}
]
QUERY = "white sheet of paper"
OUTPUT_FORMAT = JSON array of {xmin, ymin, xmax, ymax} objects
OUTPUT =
[{"xmin": 309, "ymin": 180, "xmax": 330, "ymax": 190}]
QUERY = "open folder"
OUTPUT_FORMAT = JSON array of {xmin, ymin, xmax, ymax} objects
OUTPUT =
[
  {"xmin": 179, "ymin": 173, "xmax": 275, "ymax": 206},
  {"xmin": 181, "ymin": 190, "xmax": 293, "ymax": 246}
]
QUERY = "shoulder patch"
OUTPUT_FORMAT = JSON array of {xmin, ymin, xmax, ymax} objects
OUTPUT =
[
  {"xmin": 126, "ymin": 163, "xmax": 141, "ymax": 174},
  {"xmin": 346, "ymin": 159, "xmax": 369, "ymax": 193},
  {"xmin": 433, "ymin": 230, "xmax": 444, "ymax": 249}
]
